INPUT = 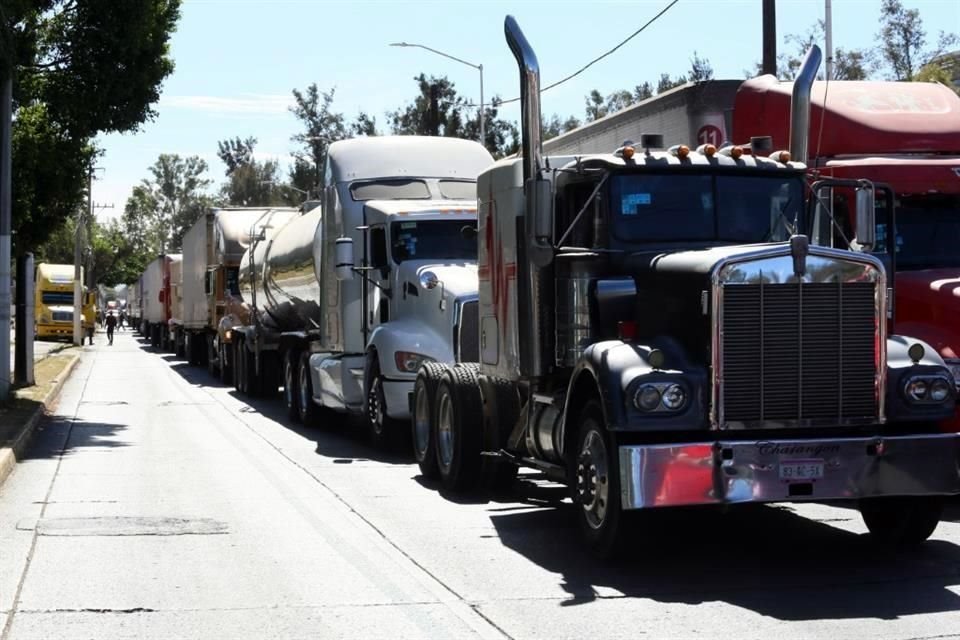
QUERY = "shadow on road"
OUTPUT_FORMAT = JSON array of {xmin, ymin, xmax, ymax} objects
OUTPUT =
[
  {"xmin": 489, "ymin": 500, "xmax": 960, "ymax": 620},
  {"xmin": 24, "ymin": 416, "xmax": 130, "ymax": 459},
  {"xmin": 155, "ymin": 343, "xmax": 413, "ymax": 466}
]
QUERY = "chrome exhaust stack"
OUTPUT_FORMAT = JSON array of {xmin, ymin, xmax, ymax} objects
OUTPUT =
[
  {"xmin": 789, "ymin": 45, "xmax": 822, "ymax": 163},
  {"xmin": 504, "ymin": 15, "xmax": 552, "ymax": 379}
]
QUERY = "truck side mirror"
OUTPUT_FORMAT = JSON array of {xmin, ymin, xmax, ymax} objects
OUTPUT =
[
  {"xmin": 335, "ymin": 237, "xmax": 355, "ymax": 281},
  {"xmin": 854, "ymin": 184, "xmax": 876, "ymax": 252}
]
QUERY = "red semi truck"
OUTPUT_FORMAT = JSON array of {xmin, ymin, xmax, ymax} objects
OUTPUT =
[{"xmin": 733, "ymin": 78, "xmax": 960, "ymax": 425}]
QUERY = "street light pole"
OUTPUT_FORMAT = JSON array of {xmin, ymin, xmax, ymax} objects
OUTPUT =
[{"xmin": 390, "ymin": 42, "xmax": 485, "ymax": 148}]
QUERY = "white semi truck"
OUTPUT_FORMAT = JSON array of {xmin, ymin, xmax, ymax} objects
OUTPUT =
[
  {"xmin": 232, "ymin": 136, "xmax": 492, "ymax": 445},
  {"xmin": 412, "ymin": 17, "xmax": 960, "ymax": 557}
]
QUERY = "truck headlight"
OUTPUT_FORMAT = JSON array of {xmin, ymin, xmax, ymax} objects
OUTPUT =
[
  {"xmin": 394, "ymin": 351, "xmax": 434, "ymax": 373},
  {"xmin": 634, "ymin": 384, "xmax": 661, "ymax": 411},
  {"xmin": 633, "ymin": 382, "xmax": 688, "ymax": 412},
  {"xmin": 903, "ymin": 375, "xmax": 954, "ymax": 404},
  {"xmin": 661, "ymin": 384, "xmax": 687, "ymax": 410}
]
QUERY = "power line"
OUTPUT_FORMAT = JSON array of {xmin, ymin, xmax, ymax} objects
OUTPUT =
[{"xmin": 464, "ymin": 0, "xmax": 681, "ymax": 108}]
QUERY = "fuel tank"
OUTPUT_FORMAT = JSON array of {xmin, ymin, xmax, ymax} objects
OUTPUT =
[{"xmin": 239, "ymin": 206, "xmax": 322, "ymax": 332}]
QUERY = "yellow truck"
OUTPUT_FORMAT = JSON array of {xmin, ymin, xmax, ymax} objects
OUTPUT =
[{"xmin": 35, "ymin": 263, "xmax": 96, "ymax": 341}]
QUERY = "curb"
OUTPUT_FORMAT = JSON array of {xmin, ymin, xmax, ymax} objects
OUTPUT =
[{"xmin": 0, "ymin": 353, "xmax": 81, "ymax": 490}]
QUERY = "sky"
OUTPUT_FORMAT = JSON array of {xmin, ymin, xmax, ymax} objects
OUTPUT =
[{"xmin": 92, "ymin": 0, "xmax": 960, "ymax": 220}]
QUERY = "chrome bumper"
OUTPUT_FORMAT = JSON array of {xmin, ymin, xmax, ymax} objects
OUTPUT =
[{"xmin": 619, "ymin": 434, "xmax": 960, "ymax": 510}]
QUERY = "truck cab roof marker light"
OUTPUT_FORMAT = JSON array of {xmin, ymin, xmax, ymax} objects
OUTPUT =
[
  {"xmin": 770, "ymin": 149, "xmax": 791, "ymax": 163},
  {"xmin": 669, "ymin": 144, "xmax": 690, "ymax": 159},
  {"xmin": 696, "ymin": 143, "xmax": 717, "ymax": 157},
  {"xmin": 719, "ymin": 145, "xmax": 744, "ymax": 159}
]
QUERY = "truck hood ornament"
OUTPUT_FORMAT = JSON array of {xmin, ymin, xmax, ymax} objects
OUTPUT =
[{"xmin": 790, "ymin": 234, "xmax": 810, "ymax": 278}]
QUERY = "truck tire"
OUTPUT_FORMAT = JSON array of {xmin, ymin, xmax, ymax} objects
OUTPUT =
[
  {"xmin": 283, "ymin": 350, "xmax": 301, "ymax": 421},
  {"xmin": 365, "ymin": 355, "xmax": 402, "ymax": 449},
  {"xmin": 219, "ymin": 343, "xmax": 231, "ymax": 384},
  {"xmin": 412, "ymin": 363, "xmax": 451, "ymax": 480},
  {"xmin": 479, "ymin": 375, "xmax": 519, "ymax": 492},
  {"xmin": 297, "ymin": 352, "xmax": 324, "ymax": 427},
  {"xmin": 206, "ymin": 334, "xmax": 217, "ymax": 376},
  {"xmin": 232, "ymin": 340, "xmax": 242, "ymax": 392},
  {"xmin": 572, "ymin": 399, "xmax": 624, "ymax": 559},
  {"xmin": 435, "ymin": 366, "xmax": 483, "ymax": 492},
  {"xmin": 859, "ymin": 496, "xmax": 943, "ymax": 546}
]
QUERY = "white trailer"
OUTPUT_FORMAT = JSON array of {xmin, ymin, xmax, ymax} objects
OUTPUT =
[{"xmin": 233, "ymin": 136, "xmax": 492, "ymax": 446}]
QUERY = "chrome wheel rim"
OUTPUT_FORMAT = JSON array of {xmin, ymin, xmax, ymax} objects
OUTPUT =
[
  {"xmin": 436, "ymin": 389, "xmax": 454, "ymax": 469},
  {"xmin": 413, "ymin": 384, "xmax": 430, "ymax": 459},
  {"xmin": 577, "ymin": 429, "xmax": 610, "ymax": 530},
  {"xmin": 298, "ymin": 363, "xmax": 310, "ymax": 416},
  {"xmin": 284, "ymin": 359, "xmax": 295, "ymax": 409},
  {"xmin": 368, "ymin": 377, "xmax": 385, "ymax": 435}
]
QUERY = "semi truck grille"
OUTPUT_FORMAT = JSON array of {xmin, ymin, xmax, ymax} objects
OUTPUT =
[
  {"xmin": 52, "ymin": 311, "xmax": 73, "ymax": 322},
  {"xmin": 457, "ymin": 300, "xmax": 479, "ymax": 363},
  {"xmin": 721, "ymin": 281, "xmax": 877, "ymax": 425}
]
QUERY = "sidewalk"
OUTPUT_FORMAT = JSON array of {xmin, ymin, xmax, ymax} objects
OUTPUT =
[{"xmin": 0, "ymin": 349, "xmax": 80, "ymax": 488}]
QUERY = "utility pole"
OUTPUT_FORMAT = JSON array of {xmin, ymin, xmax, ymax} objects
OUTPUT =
[
  {"xmin": 0, "ymin": 72, "xmax": 12, "ymax": 398},
  {"xmin": 762, "ymin": 0, "xmax": 777, "ymax": 76},
  {"xmin": 824, "ymin": 0, "xmax": 834, "ymax": 80}
]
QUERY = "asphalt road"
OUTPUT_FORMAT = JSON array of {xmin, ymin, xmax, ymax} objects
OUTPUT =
[{"xmin": 1, "ymin": 331, "xmax": 959, "ymax": 639}]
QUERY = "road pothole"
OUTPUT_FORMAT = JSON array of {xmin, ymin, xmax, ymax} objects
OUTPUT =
[{"xmin": 17, "ymin": 516, "xmax": 229, "ymax": 536}]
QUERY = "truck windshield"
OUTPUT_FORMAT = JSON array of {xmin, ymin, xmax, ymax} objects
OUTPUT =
[
  {"xmin": 610, "ymin": 172, "xmax": 803, "ymax": 244},
  {"xmin": 350, "ymin": 179, "xmax": 430, "ymax": 201},
  {"xmin": 390, "ymin": 220, "xmax": 477, "ymax": 263},
  {"xmin": 894, "ymin": 196, "xmax": 960, "ymax": 270},
  {"xmin": 41, "ymin": 292, "xmax": 73, "ymax": 305}
]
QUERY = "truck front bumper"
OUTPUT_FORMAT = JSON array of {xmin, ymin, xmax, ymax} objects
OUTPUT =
[{"xmin": 619, "ymin": 434, "xmax": 960, "ymax": 510}]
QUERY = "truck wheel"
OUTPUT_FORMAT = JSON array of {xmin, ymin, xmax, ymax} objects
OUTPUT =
[
  {"xmin": 219, "ymin": 343, "xmax": 231, "ymax": 384},
  {"xmin": 297, "ymin": 352, "xmax": 324, "ymax": 426},
  {"xmin": 860, "ymin": 496, "xmax": 943, "ymax": 546},
  {"xmin": 573, "ymin": 400, "xmax": 624, "ymax": 559},
  {"xmin": 365, "ymin": 357, "xmax": 401, "ymax": 448},
  {"xmin": 435, "ymin": 366, "xmax": 482, "ymax": 492},
  {"xmin": 412, "ymin": 363, "xmax": 450, "ymax": 479},
  {"xmin": 479, "ymin": 375, "xmax": 519, "ymax": 492},
  {"xmin": 206, "ymin": 335, "xmax": 217, "ymax": 376},
  {"xmin": 243, "ymin": 346, "xmax": 260, "ymax": 396},
  {"xmin": 232, "ymin": 340, "xmax": 242, "ymax": 391},
  {"xmin": 283, "ymin": 350, "xmax": 301, "ymax": 421}
]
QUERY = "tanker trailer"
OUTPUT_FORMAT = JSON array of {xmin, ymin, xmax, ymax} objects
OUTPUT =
[
  {"xmin": 182, "ymin": 207, "xmax": 298, "ymax": 379},
  {"xmin": 232, "ymin": 135, "xmax": 492, "ymax": 447}
]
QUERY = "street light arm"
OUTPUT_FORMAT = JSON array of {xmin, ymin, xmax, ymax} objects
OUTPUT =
[{"xmin": 390, "ymin": 42, "xmax": 480, "ymax": 71}]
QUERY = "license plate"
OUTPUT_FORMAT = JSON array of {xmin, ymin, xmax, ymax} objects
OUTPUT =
[{"xmin": 779, "ymin": 459, "xmax": 824, "ymax": 481}]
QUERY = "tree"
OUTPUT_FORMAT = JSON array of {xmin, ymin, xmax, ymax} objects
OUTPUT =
[
  {"xmin": 352, "ymin": 112, "xmax": 379, "ymax": 137},
  {"xmin": 689, "ymin": 52, "xmax": 714, "ymax": 83},
  {"xmin": 5, "ymin": 0, "xmax": 182, "ymax": 253},
  {"xmin": 633, "ymin": 82, "xmax": 654, "ymax": 101},
  {"xmin": 544, "ymin": 114, "xmax": 582, "ymax": 141},
  {"xmin": 878, "ymin": 0, "xmax": 958, "ymax": 81},
  {"xmin": 748, "ymin": 20, "xmax": 874, "ymax": 80},
  {"xmin": 289, "ymin": 84, "xmax": 348, "ymax": 197},
  {"xmin": 123, "ymin": 154, "xmax": 212, "ymax": 253},
  {"xmin": 217, "ymin": 137, "xmax": 257, "ymax": 175},
  {"xmin": 657, "ymin": 73, "xmax": 686, "ymax": 94},
  {"xmin": 387, "ymin": 74, "xmax": 518, "ymax": 157}
]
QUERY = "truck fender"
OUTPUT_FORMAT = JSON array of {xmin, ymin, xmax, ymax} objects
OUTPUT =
[
  {"xmin": 886, "ymin": 334, "xmax": 956, "ymax": 422},
  {"xmin": 368, "ymin": 320, "xmax": 456, "ymax": 378},
  {"xmin": 561, "ymin": 337, "xmax": 708, "ymax": 445}
]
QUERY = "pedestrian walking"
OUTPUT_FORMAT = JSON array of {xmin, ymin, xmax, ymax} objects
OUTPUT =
[
  {"xmin": 106, "ymin": 311, "xmax": 117, "ymax": 346},
  {"xmin": 119, "ymin": 311, "xmax": 126, "ymax": 331}
]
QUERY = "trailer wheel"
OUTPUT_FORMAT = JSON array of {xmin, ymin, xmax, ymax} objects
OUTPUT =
[
  {"xmin": 479, "ymin": 375, "xmax": 519, "ymax": 492},
  {"xmin": 297, "ymin": 352, "xmax": 324, "ymax": 427},
  {"xmin": 412, "ymin": 363, "xmax": 450, "ymax": 479},
  {"xmin": 283, "ymin": 350, "xmax": 301, "ymax": 421},
  {"xmin": 365, "ymin": 356, "xmax": 402, "ymax": 448},
  {"xmin": 573, "ymin": 400, "xmax": 624, "ymax": 559},
  {"xmin": 860, "ymin": 496, "xmax": 943, "ymax": 546},
  {"xmin": 435, "ymin": 366, "xmax": 482, "ymax": 492}
]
